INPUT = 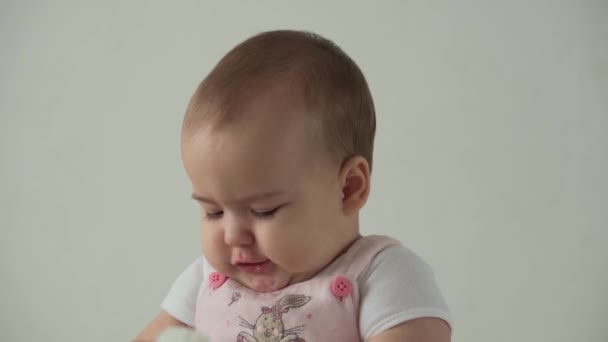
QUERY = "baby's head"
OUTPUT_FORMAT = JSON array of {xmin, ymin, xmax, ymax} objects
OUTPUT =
[{"xmin": 181, "ymin": 30, "xmax": 375, "ymax": 292}]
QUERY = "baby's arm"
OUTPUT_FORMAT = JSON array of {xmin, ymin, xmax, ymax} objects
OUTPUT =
[
  {"xmin": 136, "ymin": 257, "xmax": 205, "ymax": 341},
  {"xmin": 156, "ymin": 327, "xmax": 210, "ymax": 342},
  {"xmin": 133, "ymin": 310, "xmax": 189, "ymax": 342},
  {"xmin": 367, "ymin": 318, "xmax": 450, "ymax": 342}
]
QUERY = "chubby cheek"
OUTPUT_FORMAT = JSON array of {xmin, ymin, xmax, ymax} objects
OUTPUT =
[
  {"xmin": 200, "ymin": 224, "xmax": 230, "ymax": 270},
  {"xmin": 258, "ymin": 220, "xmax": 317, "ymax": 272},
  {"xmin": 276, "ymin": 203, "xmax": 341, "ymax": 272}
]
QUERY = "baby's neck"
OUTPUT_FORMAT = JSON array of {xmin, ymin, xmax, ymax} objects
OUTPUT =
[{"xmin": 287, "ymin": 229, "xmax": 361, "ymax": 286}]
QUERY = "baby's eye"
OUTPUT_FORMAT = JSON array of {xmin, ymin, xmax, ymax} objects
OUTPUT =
[
  {"xmin": 251, "ymin": 206, "xmax": 281, "ymax": 219},
  {"xmin": 204, "ymin": 210, "xmax": 223, "ymax": 220}
]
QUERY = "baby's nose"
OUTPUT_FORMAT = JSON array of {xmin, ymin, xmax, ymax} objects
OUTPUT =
[{"xmin": 224, "ymin": 218, "xmax": 254, "ymax": 247}]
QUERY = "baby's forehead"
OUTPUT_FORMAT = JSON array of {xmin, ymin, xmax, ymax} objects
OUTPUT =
[
  {"xmin": 184, "ymin": 106, "xmax": 331, "ymax": 166},
  {"xmin": 187, "ymin": 84, "xmax": 322, "ymax": 137}
]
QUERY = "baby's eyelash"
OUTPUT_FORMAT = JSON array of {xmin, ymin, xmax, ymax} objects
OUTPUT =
[
  {"xmin": 204, "ymin": 211, "xmax": 223, "ymax": 220},
  {"xmin": 251, "ymin": 206, "xmax": 282, "ymax": 219},
  {"xmin": 202, "ymin": 205, "xmax": 285, "ymax": 221}
]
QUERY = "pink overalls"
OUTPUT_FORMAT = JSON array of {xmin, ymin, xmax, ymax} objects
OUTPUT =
[{"xmin": 194, "ymin": 235, "xmax": 398, "ymax": 341}]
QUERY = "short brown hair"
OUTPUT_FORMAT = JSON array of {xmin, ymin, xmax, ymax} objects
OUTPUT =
[{"xmin": 183, "ymin": 30, "xmax": 376, "ymax": 171}]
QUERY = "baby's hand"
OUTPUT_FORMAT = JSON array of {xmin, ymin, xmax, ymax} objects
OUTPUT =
[{"xmin": 157, "ymin": 327, "xmax": 210, "ymax": 342}]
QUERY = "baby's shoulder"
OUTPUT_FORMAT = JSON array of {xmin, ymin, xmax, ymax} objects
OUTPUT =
[
  {"xmin": 358, "ymin": 239, "xmax": 433, "ymax": 283},
  {"xmin": 355, "ymin": 239, "xmax": 452, "ymax": 339}
]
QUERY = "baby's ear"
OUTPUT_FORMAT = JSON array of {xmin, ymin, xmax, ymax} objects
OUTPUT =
[{"xmin": 338, "ymin": 156, "xmax": 371, "ymax": 214}]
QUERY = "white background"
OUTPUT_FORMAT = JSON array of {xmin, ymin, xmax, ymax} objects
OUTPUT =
[{"xmin": 1, "ymin": 1, "xmax": 607, "ymax": 341}]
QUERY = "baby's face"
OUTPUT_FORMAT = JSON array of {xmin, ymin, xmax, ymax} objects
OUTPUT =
[{"xmin": 182, "ymin": 98, "xmax": 354, "ymax": 293}]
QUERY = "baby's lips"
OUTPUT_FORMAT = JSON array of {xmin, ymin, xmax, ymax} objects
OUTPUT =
[{"xmin": 232, "ymin": 257, "xmax": 269, "ymax": 265}]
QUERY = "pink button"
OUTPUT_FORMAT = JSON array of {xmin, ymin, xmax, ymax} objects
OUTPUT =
[
  {"xmin": 209, "ymin": 272, "xmax": 227, "ymax": 289},
  {"xmin": 331, "ymin": 276, "xmax": 353, "ymax": 298}
]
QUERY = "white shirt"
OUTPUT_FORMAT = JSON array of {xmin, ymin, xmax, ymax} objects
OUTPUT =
[{"xmin": 162, "ymin": 243, "xmax": 452, "ymax": 340}]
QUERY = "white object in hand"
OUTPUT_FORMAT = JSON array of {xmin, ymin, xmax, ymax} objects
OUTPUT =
[{"xmin": 157, "ymin": 327, "xmax": 210, "ymax": 342}]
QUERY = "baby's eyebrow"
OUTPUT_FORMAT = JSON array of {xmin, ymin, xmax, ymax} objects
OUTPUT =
[
  {"xmin": 191, "ymin": 190, "xmax": 288, "ymax": 204},
  {"xmin": 191, "ymin": 194, "xmax": 217, "ymax": 204}
]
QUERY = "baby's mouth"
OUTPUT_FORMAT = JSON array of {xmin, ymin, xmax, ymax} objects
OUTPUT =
[{"xmin": 235, "ymin": 260, "xmax": 271, "ymax": 274}]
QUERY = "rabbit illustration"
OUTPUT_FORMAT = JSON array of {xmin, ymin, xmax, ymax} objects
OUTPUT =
[{"xmin": 237, "ymin": 294, "xmax": 311, "ymax": 342}]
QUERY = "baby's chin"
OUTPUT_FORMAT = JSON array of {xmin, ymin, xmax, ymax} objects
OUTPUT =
[{"xmin": 239, "ymin": 272, "xmax": 291, "ymax": 293}]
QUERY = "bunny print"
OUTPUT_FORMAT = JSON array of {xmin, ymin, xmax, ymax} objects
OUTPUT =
[{"xmin": 237, "ymin": 294, "xmax": 311, "ymax": 342}]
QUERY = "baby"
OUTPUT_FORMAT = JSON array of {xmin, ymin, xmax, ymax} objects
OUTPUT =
[{"xmin": 135, "ymin": 30, "xmax": 452, "ymax": 342}]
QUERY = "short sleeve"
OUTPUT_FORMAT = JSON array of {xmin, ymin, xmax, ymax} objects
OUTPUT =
[
  {"xmin": 358, "ymin": 244, "xmax": 452, "ymax": 340},
  {"xmin": 161, "ymin": 256, "xmax": 206, "ymax": 327}
]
